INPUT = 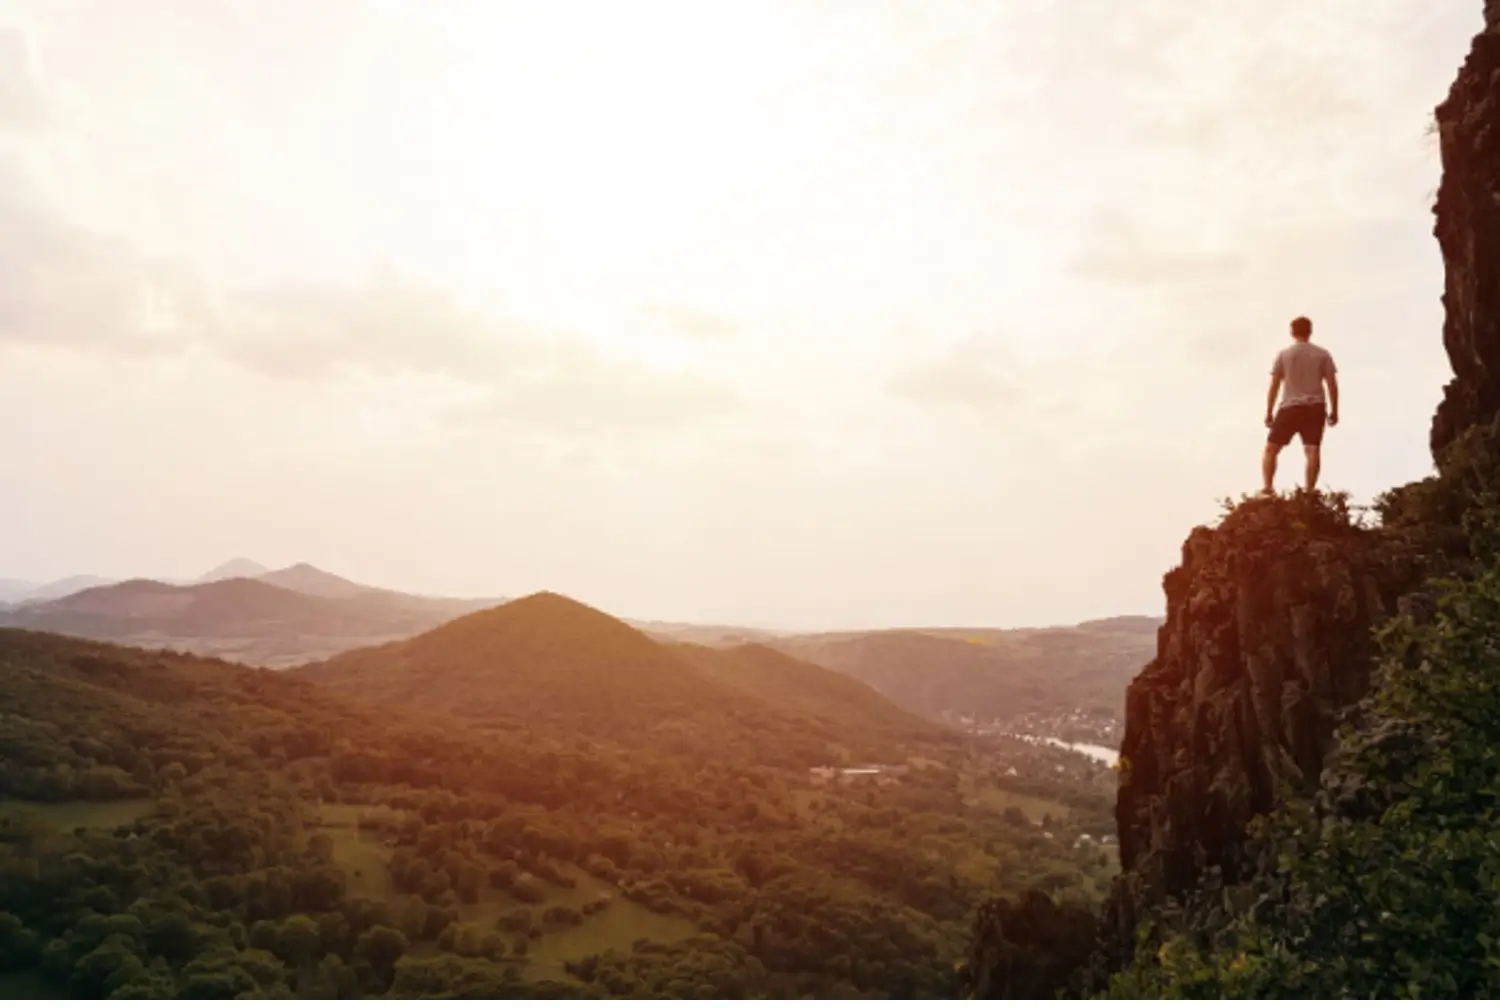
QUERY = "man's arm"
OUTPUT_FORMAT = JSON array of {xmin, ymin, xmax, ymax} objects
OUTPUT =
[
  {"xmin": 1327, "ymin": 374, "xmax": 1340, "ymax": 425},
  {"xmin": 1265, "ymin": 375, "xmax": 1282, "ymax": 427}
]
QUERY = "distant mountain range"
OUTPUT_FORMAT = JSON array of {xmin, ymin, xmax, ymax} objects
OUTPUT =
[
  {"xmin": 0, "ymin": 561, "xmax": 504, "ymax": 667},
  {"xmin": 0, "ymin": 574, "xmax": 116, "ymax": 605},
  {"xmin": 0, "ymin": 558, "xmax": 424, "ymax": 604},
  {"xmin": 0, "ymin": 557, "xmax": 1160, "ymax": 728},
  {"xmin": 771, "ymin": 617, "xmax": 1160, "ymax": 733}
]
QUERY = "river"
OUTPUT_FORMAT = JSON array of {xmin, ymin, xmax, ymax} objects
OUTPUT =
[{"xmin": 1009, "ymin": 733, "xmax": 1120, "ymax": 766}]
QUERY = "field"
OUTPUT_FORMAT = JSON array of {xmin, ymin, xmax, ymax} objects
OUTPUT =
[
  {"xmin": 963, "ymin": 786, "xmax": 1074, "ymax": 825},
  {"xmin": 311, "ymin": 804, "xmax": 701, "ymax": 980},
  {"xmin": 0, "ymin": 628, "xmax": 1124, "ymax": 998},
  {"xmin": 0, "ymin": 799, "xmax": 155, "ymax": 832}
]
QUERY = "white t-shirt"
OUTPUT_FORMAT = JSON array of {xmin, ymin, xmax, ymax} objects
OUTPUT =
[{"xmin": 1272, "ymin": 342, "xmax": 1336, "ymax": 408}]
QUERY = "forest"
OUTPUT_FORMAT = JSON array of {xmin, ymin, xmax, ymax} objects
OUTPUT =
[{"xmin": 0, "ymin": 623, "xmax": 1115, "ymax": 999}]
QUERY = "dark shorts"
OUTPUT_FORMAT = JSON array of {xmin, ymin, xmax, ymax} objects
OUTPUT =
[{"xmin": 1268, "ymin": 403, "xmax": 1326, "ymax": 447}]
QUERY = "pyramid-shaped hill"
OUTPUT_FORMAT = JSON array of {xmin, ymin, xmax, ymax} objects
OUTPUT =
[{"xmin": 297, "ymin": 592, "xmax": 939, "ymax": 766}]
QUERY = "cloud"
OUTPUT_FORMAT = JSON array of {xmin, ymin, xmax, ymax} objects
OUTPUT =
[
  {"xmin": 215, "ymin": 273, "xmax": 744, "ymax": 435},
  {"xmin": 0, "ymin": 155, "xmax": 200, "ymax": 353},
  {"xmin": 0, "ymin": 152, "xmax": 740, "ymax": 438},
  {"xmin": 885, "ymin": 334, "xmax": 1024, "ymax": 413},
  {"xmin": 640, "ymin": 301, "xmax": 740, "ymax": 342},
  {"xmin": 1066, "ymin": 206, "xmax": 1246, "ymax": 286},
  {"xmin": 0, "ymin": 27, "xmax": 46, "ymax": 134},
  {"xmin": 441, "ymin": 354, "xmax": 743, "ymax": 440},
  {"xmin": 212, "ymin": 269, "xmax": 538, "ymax": 381}
]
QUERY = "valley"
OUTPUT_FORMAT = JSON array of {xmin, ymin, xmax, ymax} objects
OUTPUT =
[
  {"xmin": 0, "ymin": 558, "xmax": 1158, "ymax": 742},
  {"xmin": 2, "ymin": 0, "xmax": 1487, "ymax": 999},
  {"xmin": 0, "ymin": 590, "xmax": 1124, "ymax": 998}
]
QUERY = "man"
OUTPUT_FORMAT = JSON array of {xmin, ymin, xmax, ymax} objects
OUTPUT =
[{"xmin": 1263, "ymin": 316, "xmax": 1338, "ymax": 494}]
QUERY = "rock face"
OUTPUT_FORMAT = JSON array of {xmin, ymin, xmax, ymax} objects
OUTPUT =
[
  {"xmin": 1099, "ymin": 9, "xmax": 1499, "ymax": 958},
  {"xmin": 1100, "ymin": 497, "xmax": 1419, "ymax": 959},
  {"xmin": 966, "ymin": 9, "xmax": 1499, "ymax": 989},
  {"xmin": 1431, "ymin": 10, "xmax": 1500, "ymax": 457}
]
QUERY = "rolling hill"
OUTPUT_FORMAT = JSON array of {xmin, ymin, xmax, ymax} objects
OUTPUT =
[
  {"xmin": 253, "ymin": 561, "xmax": 393, "ymax": 599},
  {"xmin": 775, "ymin": 618, "xmax": 1160, "ymax": 739},
  {"xmin": 0, "ymin": 579, "xmax": 38, "ymax": 605},
  {"xmin": 0, "ymin": 625, "xmax": 1114, "ymax": 998},
  {"xmin": 3, "ymin": 574, "xmax": 117, "ymax": 603},
  {"xmin": 298, "ymin": 592, "xmax": 947, "ymax": 766},
  {"xmin": 247, "ymin": 563, "xmax": 507, "ymax": 617},
  {"xmin": 678, "ymin": 641, "xmax": 944, "ymax": 743},
  {"xmin": 635, "ymin": 620, "xmax": 783, "ymax": 647},
  {"xmin": 0, "ymin": 577, "xmax": 485, "ymax": 667},
  {"xmin": 0, "ymin": 556, "xmax": 1154, "ymax": 737}
]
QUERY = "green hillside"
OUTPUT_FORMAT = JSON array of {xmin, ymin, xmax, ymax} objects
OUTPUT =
[
  {"xmin": 299, "ymin": 592, "xmax": 944, "ymax": 767},
  {"xmin": 1102, "ymin": 422, "xmax": 1500, "ymax": 998},
  {"xmin": 778, "ymin": 619, "xmax": 1156, "ymax": 736},
  {"xmin": 0, "ymin": 624, "xmax": 1113, "ymax": 998},
  {"xmin": 678, "ymin": 641, "xmax": 948, "ymax": 744}
]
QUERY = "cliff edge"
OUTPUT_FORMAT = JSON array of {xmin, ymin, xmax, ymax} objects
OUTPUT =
[
  {"xmin": 1101, "ymin": 495, "xmax": 1419, "ymax": 960},
  {"xmin": 1103, "ymin": 5, "xmax": 1500, "ymax": 958},
  {"xmin": 966, "ymin": 9, "xmax": 1500, "ymax": 994}
]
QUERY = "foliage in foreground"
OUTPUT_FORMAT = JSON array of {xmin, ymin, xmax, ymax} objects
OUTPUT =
[
  {"xmin": 1107, "ymin": 554, "xmax": 1500, "ymax": 998},
  {"xmin": 0, "ymin": 630, "xmax": 1112, "ymax": 999}
]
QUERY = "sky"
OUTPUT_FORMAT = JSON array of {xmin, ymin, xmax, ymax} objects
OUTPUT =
[{"xmin": 0, "ymin": 0, "xmax": 1484, "ymax": 629}]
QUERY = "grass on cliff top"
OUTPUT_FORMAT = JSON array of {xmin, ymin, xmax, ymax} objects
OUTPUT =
[{"xmin": 1215, "ymin": 489, "xmax": 1365, "ymax": 537}]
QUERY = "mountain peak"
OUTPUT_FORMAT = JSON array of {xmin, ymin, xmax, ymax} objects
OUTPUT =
[
  {"xmin": 406, "ymin": 590, "xmax": 658, "ymax": 659},
  {"xmin": 256, "ymin": 563, "xmax": 373, "ymax": 599},
  {"xmin": 299, "ymin": 589, "xmax": 783, "ymax": 750},
  {"xmin": 196, "ymin": 557, "xmax": 270, "ymax": 583}
]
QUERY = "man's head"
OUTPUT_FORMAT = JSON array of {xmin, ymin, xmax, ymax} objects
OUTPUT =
[{"xmin": 1290, "ymin": 316, "xmax": 1313, "ymax": 341}]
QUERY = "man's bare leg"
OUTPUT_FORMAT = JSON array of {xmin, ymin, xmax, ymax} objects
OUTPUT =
[
  {"xmin": 1262, "ymin": 443, "xmax": 1279, "ymax": 494},
  {"xmin": 1304, "ymin": 445, "xmax": 1321, "ymax": 492}
]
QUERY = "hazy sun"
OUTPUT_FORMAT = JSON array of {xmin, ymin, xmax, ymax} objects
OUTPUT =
[{"xmin": 385, "ymin": 2, "xmax": 833, "ymax": 339}]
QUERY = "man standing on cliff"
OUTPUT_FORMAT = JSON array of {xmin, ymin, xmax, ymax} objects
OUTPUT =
[{"xmin": 1262, "ymin": 316, "xmax": 1339, "ymax": 494}]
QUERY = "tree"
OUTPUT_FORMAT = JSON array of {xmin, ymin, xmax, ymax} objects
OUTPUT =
[
  {"xmin": 0, "ymin": 912, "xmax": 41, "ymax": 971},
  {"xmin": 397, "ymin": 895, "xmax": 429, "ymax": 943},
  {"xmin": 143, "ymin": 911, "xmax": 197, "ymax": 962},
  {"xmin": 71, "ymin": 936, "xmax": 145, "ymax": 998},
  {"xmin": 277, "ymin": 914, "xmax": 321, "ymax": 967},
  {"xmin": 353, "ymin": 925, "xmax": 408, "ymax": 988}
]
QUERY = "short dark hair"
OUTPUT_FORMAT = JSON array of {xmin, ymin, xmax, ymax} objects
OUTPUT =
[{"xmin": 1291, "ymin": 316, "xmax": 1312, "ymax": 338}]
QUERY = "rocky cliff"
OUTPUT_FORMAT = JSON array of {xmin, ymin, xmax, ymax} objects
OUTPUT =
[
  {"xmin": 965, "ymin": 9, "xmax": 1500, "ymax": 994},
  {"xmin": 1432, "ymin": 5, "xmax": 1500, "ymax": 456},
  {"xmin": 1100, "ymin": 2, "xmax": 1500, "ymax": 969},
  {"xmin": 1099, "ymin": 496, "xmax": 1420, "ymax": 959}
]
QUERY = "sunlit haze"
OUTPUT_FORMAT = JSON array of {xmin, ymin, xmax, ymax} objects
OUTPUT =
[{"xmin": 0, "ymin": 0, "xmax": 1481, "ymax": 628}]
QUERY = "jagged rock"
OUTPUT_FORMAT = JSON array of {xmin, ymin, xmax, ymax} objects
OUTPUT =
[
  {"xmin": 1431, "ymin": 13, "xmax": 1500, "ymax": 456},
  {"xmin": 1099, "ymin": 496, "xmax": 1421, "ymax": 963}
]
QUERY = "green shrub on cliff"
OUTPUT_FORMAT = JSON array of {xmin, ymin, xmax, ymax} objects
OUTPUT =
[
  {"xmin": 1108, "ymin": 559, "xmax": 1500, "ymax": 998},
  {"xmin": 1378, "ymin": 413, "xmax": 1500, "ymax": 567}
]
